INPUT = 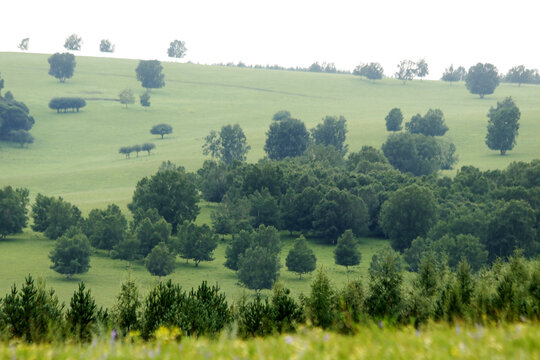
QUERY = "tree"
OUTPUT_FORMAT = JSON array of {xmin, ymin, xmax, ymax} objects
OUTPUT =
[
  {"xmin": 385, "ymin": 108, "xmax": 403, "ymax": 132},
  {"xmin": 197, "ymin": 160, "xmax": 230, "ymax": 202},
  {"xmin": 286, "ymin": 235, "xmax": 316, "ymax": 279},
  {"xmin": 64, "ymin": 34, "xmax": 82, "ymax": 51},
  {"xmin": 395, "ymin": 60, "xmax": 416, "ymax": 84},
  {"xmin": 128, "ymin": 168, "xmax": 199, "ymax": 231},
  {"xmin": 441, "ymin": 64, "xmax": 466, "ymax": 82},
  {"xmin": 119, "ymin": 146, "xmax": 133, "ymax": 158},
  {"xmin": 176, "ymin": 221, "xmax": 218, "ymax": 267},
  {"xmin": 49, "ymin": 228, "xmax": 91, "ymax": 279},
  {"xmin": 382, "ymin": 132, "xmax": 443, "ymax": 176},
  {"xmin": 66, "ymin": 282, "xmax": 97, "ymax": 341},
  {"xmin": 0, "ymin": 88, "xmax": 35, "ymax": 140},
  {"xmin": 150, "ymin": 123, "xmax": 173, "ymax": 139},
  {"xmin": 142, "ymin": 142, "xmax": 155, "ymax": 155},
  {"xmin": 249, "ymin": 188, "xmax": 280, "ymax": 228},
  {"xmin": 0, "ymin": 186, "xmax": 29, "ymax": 240},
  {"xmin": 99, "ymin": 39, "xmax": 115, "ymax": 53},
  {"xmin": 334, "ymin": 230, "xmax": 361, "ymax": 271},
  {"xmin": 202, "ymin": 124, "xmax": 251, "ymax": 164},
  {"xmin": 112, "ymin": 277, "xmax": 141, "ymax": 334},
  {"xmin": 118, "ymin": 89, "xmax": 135, "ymax": 108},
  {"xmin": 504, "ymin": 65, "xmax": 535, "ymax": 86},
  {"xmin": 311, "ymin": 115, "xmax": 348, "ymax": 156},
  {"xmin": 264, "ymin": 117, "xmax": 310, "ymax": 160},
  {"xmin": 416, "ymin": 59, "xmax": 429, "ymax": 81},
  {"xmin": 379, "ymin": 184, "xmax": 437, "ymax": 252},
  {"xmin": 167, "ymin": 40, "xmax": 187, "ymax": 59},
  {"xmin": 48, "ymin": 97, "xmax": 86, "ymax": 112},
  {"xmin": 485, "ymin": 97, "xmax": 520, "ymax": 155},
  {"xmin": 140, "ymin": 92, "xmax": 151, "ymax": 108},
  {"xmin": 82, "ymin": 204, "xmax": 127, "ymax": 251},
  {"xmin": 272, "ymin": 110, "xmax": 291, "ymax": 121},
  {"xmin": 237, "ymin": 245, "xmax": 280, "ymax": 292},
  {"xmin": 405, "ymin": 109, "xmax": 448, "ymax": 136},
  {"xmin": 48, "ymin": 53, "xmax": 76, "ymax": 83},
  {"xmin": 305, "ymin": 268, "xmax": 334, "ymax": 328},
  {"xmin": 9, "ymin": 129, "xmax": 33, "ymax": 148},
  {"xmin": 145, "ymin": 242, "xmax": 176, "ymax": 279},
  {"xmin": 134, "ymin": 216, "xmax": 171, "ymax": 257},
  {"xmin": 135, "ymin": 60, "xmax": 165, "ymax": 90},
  {"xmin": 31, "ymin": 195, "xmax": 82, "ymax": 240},
  {"xmin": 353, "ymin": 62, "xmax": 384, "ymax": 80},
  {"xmin": 18, "ymin": 38, "xmax": 29, "ymax": 51},
  {"xmin": 465, "ymin": 63, "xmax": 500, "ymax": 98}
]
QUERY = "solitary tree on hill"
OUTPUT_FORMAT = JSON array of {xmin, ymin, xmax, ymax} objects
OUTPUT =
[
  {"xmin": 385, "ymin": 108, "xmax": 403, "ymax": 132},
  {"xmin": 334, "ymin": 230, "xmax": 361, "ymax": 271},
  {"xmin": 486, "ymin": 97, "xmax": 520, "ymax": 155},
  {"xmin": 135, "ymin": 60, "xmax": 165, "ymax": 90},
  {"xmin": 286, "ymin": 235, "xmax": 317, "ymax": 279},
  {"xmin": 167, "ymin": 40, "xmax": 187, "ymax": 59},
  {"xmin": 150, "ymin": 123, "xmax": 173, "ymax": 139},
  {"xmin": 48, "ymin": 53, "xmax": 76, "ymax": 83},
  {"xmin": 416, "ymin": 59, "xmax": 429, "ymax": 81},
  {"xmin": 465, "ymin": 63, "xmax": 499, "ymax": 98},
  {"xmin": 64, "ymin": 34, "xmax": 82, "ymax": 51},
  {"xmin": 18, "ymin": 38, "xmax": 29, "ymax": 51},
  {"xmin": 99, "ymin": 39, "xmax": 115, "ymax": 53},
  {"xmin": 119, "ymin": 89, "xmax": 135, "ymax": 108}
]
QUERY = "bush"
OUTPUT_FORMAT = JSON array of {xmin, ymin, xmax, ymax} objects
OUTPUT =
[{"xmin": 48, "ymin": 97, "xmax": 86, "ymax": 113}]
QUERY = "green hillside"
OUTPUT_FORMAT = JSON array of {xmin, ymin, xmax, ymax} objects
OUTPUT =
[{"xmin": 1, "ymin": 52, "xmax": 539, "ymax": 212}]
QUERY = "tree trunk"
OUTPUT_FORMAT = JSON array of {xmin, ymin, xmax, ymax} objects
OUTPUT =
[
  {"xmin": 299, "ymin": 273, "xmax": 302, "ymax": 280},
  {"xmin": 500, "ymin": 149, "xmax": 506, "ymax": 155},
  {"xmin": 161, "ymin": 134, "xmax": 164, "ymax": 139},
  {"xmin": 195, "ymin": 261, "xmax": 199, "ymax": 267}
]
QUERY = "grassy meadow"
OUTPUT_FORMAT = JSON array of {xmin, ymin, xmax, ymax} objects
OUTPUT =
[{"xmin": 1, "ymin": 52, "xmax": 540, "ymax": 306}]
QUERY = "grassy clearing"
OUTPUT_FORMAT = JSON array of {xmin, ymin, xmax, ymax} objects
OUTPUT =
[{"xmin": 2, "ymin": 322, "xmax": 538, "ymax": 359}]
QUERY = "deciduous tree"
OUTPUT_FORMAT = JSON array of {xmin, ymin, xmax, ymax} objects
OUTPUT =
[
  {"xmin": 99, "ymin": 39, "xmax": 115, "ymax": 53},
  {"xmin": 264, "ymin": 117, "xmax": 310, "ymax": 160},
  {"xmin": 118, "ymin": 89, "xmax": 135, "ymax": 108},
  {"xmin": 311, "ymin": 115, "xmax": 348, "ymax": 156},
  {"xmin": 485, "ymin": 97, "xmax": 520, "ymax": 155},
  {"xmin": 150, "ymin": 123, "xmax": 173, "ymax": 139},
  {"xmin": 176, "ymin": 221, "xmax": 218, "ymax": 266},
  {"xmin": 49, "ymin": 228, "xmax": 91, "ymax": 279},
  {"xmin": 286, "ymin": 235, "xmax": 317, "ymax": 279},
  {"xmin": 145, "ymin": 242, "xmax": 176, "ymax": 279},
  {"xmin": 334, "ymin": 230, "xmax": 361, "ymax": 271},
  {"xmin": 385, "ymin": 108, "xmax": 403, "ymax": 132},
  {"xmin": 48, "ymin": 53, "xmax": 76, "ymax": 83},
  {"xmin": 465, "ymin": 63, "xmax": 499, "ymax": 98},
  {"xmin": 167, "ymin": 40, "xmax": 187, "ymax": 59},
  {"xmin": 202, "ymin": 124, "xmax": 251, "ymax": 164},
  {"xmin": 405, "ymin": 109, "xmax": 448, "ymax": 136},
  {"xmin": 0, "ymin": 186, "xmax": 29, "ymax": 240},
  {"xmin": 135, "ymin": 60, "xmax": 165, "ymax": 90},
  {"xmin": 18, "ymin": 38, "xmax": 29, "ymax": 51},
  {"xmin": 395, "ymin": 59, "xmax": 416, "ymax": 84},
  {"xmin": 64, "ymin": 34, "xmax": 82, "ymax": 51},
  {"xmin": 9, "ymin": 129, "xmax": 33, "ymax": 148}
]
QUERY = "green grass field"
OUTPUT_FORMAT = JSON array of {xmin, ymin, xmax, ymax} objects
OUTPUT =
[
  {"xmin": 1, "ymin": 52, "xmax": 540, "ymax": 307},
  {"xmin": 3, "ymin": 322, "xmax": 538, "ymax": 359}
]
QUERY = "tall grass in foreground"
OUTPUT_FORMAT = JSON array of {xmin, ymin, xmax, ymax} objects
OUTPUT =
[{"xmin": 1, "ymin": 323, "xmax": 538, "ymax": 359}]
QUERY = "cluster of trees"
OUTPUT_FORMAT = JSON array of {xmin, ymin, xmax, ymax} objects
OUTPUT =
[
  {"xmin": 353, "ymin": 62, "xmax": 384, "ymax": 80},
  {"xmin": 503, "ymin": 65, "xmax": 540, "ymax": 86},
  {"xmin": 2, "ymin": 249, "xmax": 539, "ymax": 343},
  {"xmin": 394, "ymin": 59, "xmax": 429, "ymax": 83},
  {"xmin": 48, "ymin": 97, "xmax": 86, "ymax": 112},
  {"xmin": 118, "ymin": 143, "xmax": 155, "ymax": 158},
  {"xmin": 0, "ymin": 76, "xmax": 35, "ymax": 147},
  {"xmin": 382, "ymin": 108, "xmax": 457, "ymax": 175}
]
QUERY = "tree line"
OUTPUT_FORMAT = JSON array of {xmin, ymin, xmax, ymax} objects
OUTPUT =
[{"xmin": 1, "ymin": 250, "xmax": 539, "ymax": 343}]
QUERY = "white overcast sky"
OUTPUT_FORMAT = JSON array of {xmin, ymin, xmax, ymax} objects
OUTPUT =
[{"xmin": 1, "ymin": 0, "xmax": 539, "ymax": 79}]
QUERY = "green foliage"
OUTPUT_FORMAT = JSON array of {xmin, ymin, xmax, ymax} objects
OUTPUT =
[
  {"xmin": 141, "ymin": 280, "xmax": 186, "ymax": 338},
  {"xmin": 237, "ymin": 294, "xmax": 275, "ymax": 337},
  {"xmin": 142, "ymin": 142, "xmax": 155, "ymax": 154},
  {"xmin": 415, "ymin": 59, "xmax": 429, "ymax": 80},
  {"xmin": 211, "ymin": 195, "xmax": 252, "ymax": 235},
  {"xmin": 47, "ymin": 53, "xmax": 76, "ymax": 82},
  {"xmin": 99, "ymin": 39, "xmax": 114, "ymax": 53},
  {"xmin": 385, "ymin": 108, "xmax": 403, "ymax": 132},
  {"xmin": 202, "ymin": 124, "xmax": 251, "ymax": 164},
  {"xmin": 31, "ymin": 195, "xmax": 82, "ymax": 240},
  {"xmin": 249, "ymin": 188, "xmax": 280, "ymax": 228},
  {"xmin": 197, "ymin": 160, "xmax": 231, "ymax": 202},
  {"xmin": 150, "ymin": 123, "xmax": 173, "ymax": 139},
  {"xmin": 118, "ymin": 88, "xmax": 135, "ymax": 108},
  {"xmin": 382, "ymin": 132, "xmax": 443, "ymax": 175},
  {"xmin": 9, "ymin": 129, "xmax": 33, "ymax": 148},
  {"xmin": 405, "ymin": 109, "xmax": 448, "ymax": 136},
  {"xmin": 48, "ymin": 97, "xmax": 86, "ymax": 112},
  {"xmin": 83, "ymin": 204, "xmax": 127, "ymax": 250},
  {"xmin": 486, "ymin": 97, "xmax": 520, "ymax": 155},
  {"xmin": 286, "ymin": 236, "xmax": 317, "ymax": 279},
  {"xmin": 504, "ymin": 65, "xmax": 537, "ymax": 86},
  {"xmin": 112, "ymin": 276, "xmax": 141, "ymax": 334},
  {"xmin": 0, "ymin": 276, "xmax": 63, "ymax": 342},
  {"xmin": 305, "ymin": 268, "xmax": 334, "ymax": 329},
  {"xmin": 135, "ymin": 60, "xmax": 165, "ymax": 90},
  {"xmin": 0, "ymin": 92, "xmax": 35, "ymax": 139},
  {"xmin": 353, "ymin": 62, "xmax": 384, "ymax": 80},
  {"xmin": 395, "ymin": 59, "xmax": 416, "ymax": 84},
  {"xmin": 379, "ymin": 184, "xmax": 437, "ymax": 251},
  {"xmin": 238, "ymin": 244, "xmax": 281, "ymax": 291},
  {"xmin": 0, "ymin": 186, "xmax": 29, "ymax": 239},
  {"xmin": 64, "ymin": 34, "xmax": 82, "ymax": 51},
  {"xmin": 128, "ymin": 168, "xmax": 199, "ymax": 231},
  {"xmin": 264, "ymin": 117, "xmax": 310, "ymax": 160},
  {"xmin": 311, "ymin": 115, "xmax": 348, "ymax": 156},
  {"xmin": 17, "ymin": 38, "xmax": 29, "ymax": 51},
  {"xmin": 270, "ymin": 283, "xmax": 303, "ymax": 333},
  {"xmin": 441, "ymin": 64, "xmax": 466, "ymax": 82},
  {"xmin": 272, "ymin": 110, "xmax": 291, "ymax": 121},
  {"xmin": 66, "ymin": 283, "xmax": 97, "ymax": 342},
  {"xmin": 465, "ymin": 63, "xmax": 500, "ymax": 98},
  {"xmin": 145, "ymin": 242, "xmax": 176, "ymax": 278},
  {"xmin": 139, "ymin": 92, "xmax": 151, "ymax": 107},
  {"xmin": 111, "ymin": 237, "xmax": 141, "ymax": 261},
  {"xmin": 49, "ymin": 228, "xmax": 91, "ymax": 278},
  {"xmin": 167, "ymin": 40, "xmax": 187, "ymax": 59},
  {"xmin": 365, "ymin": 247, "xmax": 403, "ymax": 319},
  {"xmin": 176, "ymin": 221, "xmax": 218, "ymax": 266},
  {"xmin": 334, "ymin": 230, "xmax": 361, "ymax": 271}
]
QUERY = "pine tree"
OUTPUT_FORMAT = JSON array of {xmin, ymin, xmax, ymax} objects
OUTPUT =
[
  {"xmin": 66, "ymin": 282, "xmax": 97, "ymax": 342},
  {"xmin": 286, "ymin": 235, "xmax": 317, "ymax": 279},
  {"xmin": 334, "ymin": 230, "xmax": 361, "ymax": 271}
]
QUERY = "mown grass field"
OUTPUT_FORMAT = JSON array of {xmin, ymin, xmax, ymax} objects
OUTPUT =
[
  {"xmin": 3, "ymin": 323, "xmax": 539, "ymax": 359},
  {"xmin": 1, "ymin": 52, "xmax": 540, "ymax": 307}
]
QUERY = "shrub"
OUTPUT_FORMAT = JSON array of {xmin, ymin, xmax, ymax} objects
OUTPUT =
[{"xmin": 48, "ymin": 97, "xmax": 86, "ymax": 113}]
